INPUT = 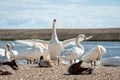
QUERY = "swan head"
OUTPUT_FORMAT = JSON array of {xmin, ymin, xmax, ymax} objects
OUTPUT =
[
  {"xmin": 6, "ymin": 43, "xmax": 10, "ymax": 47},
  {"xmin": 97, "ymin": 45, "xmax": 106, "ymax": 55},
  {"xmin": 12, "ymin": 43, "xmax": 15, "ymax": 47},
  {"xmin": 53, "ymin": 19, "xmax": 56, "ymax": 27},
  {"xmin": 53, "ymin": 19, "xmax": 56, "ymax": 22},
  {"xmin": 77, "ymin": 34, "xmax": 86, "ymax": 41}
]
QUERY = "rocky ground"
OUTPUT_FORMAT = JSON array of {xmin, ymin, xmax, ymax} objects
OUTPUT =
[{"xmin": 0, "ymin": 63, "xmax": 120, "ymax": 80}]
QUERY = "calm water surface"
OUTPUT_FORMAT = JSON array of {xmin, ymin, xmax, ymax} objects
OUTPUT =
[{"xmin": 0, "ymin": 41, "xmax": 120, "ymax": 61}]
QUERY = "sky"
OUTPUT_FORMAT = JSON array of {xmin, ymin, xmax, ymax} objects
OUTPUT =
[{"xmin": 0, "ymin": 0, "xmax": 120, "ymax": 29}]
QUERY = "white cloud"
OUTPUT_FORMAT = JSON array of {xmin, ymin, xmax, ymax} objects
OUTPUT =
[{"xmin": 0, "ymin": 0, "xmax": 120, "ymax": 29}]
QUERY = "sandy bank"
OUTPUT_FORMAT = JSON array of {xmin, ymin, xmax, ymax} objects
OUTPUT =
[{"xmin": 0, "ymin": 63, "xmax": 120, "ymax": 80}]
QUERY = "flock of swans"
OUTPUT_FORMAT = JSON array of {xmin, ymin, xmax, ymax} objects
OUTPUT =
[{"xmin": 0, "ymin": 19, "xmax": 120, "ymax": 66}]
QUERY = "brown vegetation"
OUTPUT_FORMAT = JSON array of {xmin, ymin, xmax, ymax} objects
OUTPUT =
[{"xmin": 0, "ymin": 28, "xmax": 120, "ymax": 41}]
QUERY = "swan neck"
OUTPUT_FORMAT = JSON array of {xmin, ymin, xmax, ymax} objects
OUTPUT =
[
  {"xmin": 5, "ymin": 47, "xmax": 8, "ymax": 56},
  {"xmin": 76, "ymin": 37, "xmax": 84, "ymax": 51},
  {"xmin": 51, "ymin": 21, "xmax": 59, "ymax": 41}
]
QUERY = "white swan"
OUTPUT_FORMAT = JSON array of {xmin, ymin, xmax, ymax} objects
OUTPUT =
[
  {"xmin": 0, "ymin": 43, "xmax": 10, "ymax": 56},
  {"xmin": 101, "ymin": 56, "xmax": 120, "ymax": 66},
  {"xmin": 81, "ymin": 45, "xmax": 106, "ymax": 66},
  {"xmin": 16, "ymin": 19, "xmax": 92, "ymax": 60},
  {"xmin": 10, "ymin": 43, "xmax": 19, "ymax": 59},
  {"xmin": 48, "ymin": 19, "xmax": 62, "ymax": 60},
  {"xmin": 12, "ymin": 43, "xmax": 45, "ymax": 60},
  {"xmin": 58, "ymin": 34, "xmax": 86, "ymax": 64},
  {"xmin": 0, "ymin": 44, "xmax": 10, "ymax": 62},
  {"xmin": 12, "ymin": 43, "xmax": 50, "ymax": 64}
]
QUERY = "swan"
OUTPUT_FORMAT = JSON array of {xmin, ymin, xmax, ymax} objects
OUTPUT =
[
  {"xmin": 0, "ymin": 44, "xmax": 11, "ymax": 62},
  {"xmin": 9, "ymin": 42, "xmax": 50, "ymax": 64},
  {"xmin": 10, "ymin": 43, "xmax": 19, "ymax": 59},
  {"xmin": 58, "ymin": 34, "xmax": 86, "ymax": 64},
  {"xmin": 81, "ymin": 45, "xmax": 106, "ymax": 66},
  {"xmin": 16, "ymin": 19, "xmax": 92, "ymax": 60},
  {"xmin": 48, "ymin": 19, "xmax": 62, "ymax": 60},
  {"xmin": 12, "ymin": 43, "xmax": 44, "ymax": 61},
  {"xmin": 101, "ymin": 56, "xmax": 120, "ymax": 66},
  {"xmin": 0, "ymin": 43, "xmax": 10, "ymax": 56}
]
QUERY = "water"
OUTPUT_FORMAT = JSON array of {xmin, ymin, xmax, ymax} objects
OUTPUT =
[{"xmin": 0, "ymin": 41, "xmax": 120, "ymax": 63}]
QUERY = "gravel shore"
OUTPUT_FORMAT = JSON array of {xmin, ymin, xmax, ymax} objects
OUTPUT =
[{"xmin": 0, "ymin": 63, "xmax": 120, "ymax": 80}]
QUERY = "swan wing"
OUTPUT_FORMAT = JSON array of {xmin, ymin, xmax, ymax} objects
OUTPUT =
[
  {"xmin": 16, "ymin": 39, "xmax": 48, "ymax": 48},
  {"xmin": 62, "ymin": 35, "xmax": 92, "ymax": 48},
  {"xmin": 32, "ymin": 39, "xmax": 49, "ymax": 48},
  {"xmin": 62, "ymin": 38, "xmax": 76, "ymax": 48}
]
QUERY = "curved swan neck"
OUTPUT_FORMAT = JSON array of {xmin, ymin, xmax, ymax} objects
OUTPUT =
[
  {"xmin": 76, "ymin": 37, "xmax": 84, "ymax": 51},
  {"xmin": 51, "ymin": 19, "xmax": 59, "ymax": 41}
]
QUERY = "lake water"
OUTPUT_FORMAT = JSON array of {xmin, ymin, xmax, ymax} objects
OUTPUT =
[{"xmin": 0, "ymin": 41, "xmax": 120, "ymax": 63}]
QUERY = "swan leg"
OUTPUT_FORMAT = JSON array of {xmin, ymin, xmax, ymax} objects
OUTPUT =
[
  {"xmin": 90, "ymin": 61, "xmax": 93, "ymax": 66},
  {"xmin": 27, "ymin": 59, "xmax": 32, "ymax": 64},
  {"xmin": 74, "ymin": 59, "xmax": 76, "ymax": 63},
  {"xmin": 27, "ymin": 60, "xmax": 29, "ymax": 64},
  {"xmin": 70, "ymin": 60, "xmax": 74, "ymax": 64},
  {"xmin": 94, "ymin": 61, "xmax": 96, "ymax": 66},
  {"xmin": 33, "ymin": 59, "xmax": 38, "ymax": 64},
  {"xmin": 70, "ymin": 60, "xmax": 72, "ymax": 64},
  {"xmin": 30, "ymin": 59, "xmax": 32, "ymax": 64}
]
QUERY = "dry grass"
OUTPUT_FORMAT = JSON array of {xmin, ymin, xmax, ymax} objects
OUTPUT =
[{"xmin": 0, "ymin": 28, "xmax": 120, "ymax": 41}]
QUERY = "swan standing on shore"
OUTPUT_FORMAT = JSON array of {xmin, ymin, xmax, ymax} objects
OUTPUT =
[
  {"xmin": 101, "ymin": 56, "xmax": 120, "ymax": 66},
  {"xmin": 10, "ymin": 43, "xmax": 19, "ymax": 59},
  {"xmin": 81, "ymin": 45, "xmax": 106, "ymax": 66},
  {"xmin": 12, "ymin": 43, "xmax": 46, "ymax": 61},
  {"xmin": 0, "ymin": 44, "xmax": 10, "ymax": 62},
  {"xmin": 58, "ymin": 34, "xmax": 86, "ymax": 64},
  {"xmin": 48, "ymin": 19, "xmax": 62, "ymax": 60},
  {"xmin": 16, "ymin": 19, "xmax": 92, "ymax": 61},
  {"xmin": 0, "ymin": 44, "xmax": 10, "ymax": 56}
]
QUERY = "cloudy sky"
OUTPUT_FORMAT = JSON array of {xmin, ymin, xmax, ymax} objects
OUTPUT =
[{"xmin": 0, "ymin": 0, "xmax": 120, "ymax": 29}]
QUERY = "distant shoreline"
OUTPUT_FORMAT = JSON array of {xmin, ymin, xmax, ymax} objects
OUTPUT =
[
  {"xmin": 0, "ymin": 28, "xmax": 120, "ymax": 41},
  {"xmin": 0, "ymin": 38, "xmax": 120, "ymax": 41}
]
